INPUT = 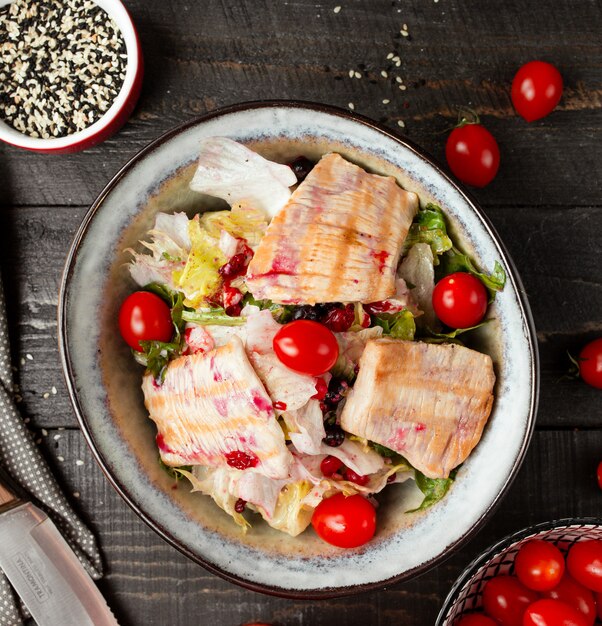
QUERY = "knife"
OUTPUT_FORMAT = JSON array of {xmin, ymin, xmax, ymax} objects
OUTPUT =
[{"xmin": 0, "ymin": 466, "xmax": 119, "ymax": 626}]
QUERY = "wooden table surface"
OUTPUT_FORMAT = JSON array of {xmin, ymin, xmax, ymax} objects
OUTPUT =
[{"xmin": 1, "ymin": 1, "xmax": 601, "ymax": 624}]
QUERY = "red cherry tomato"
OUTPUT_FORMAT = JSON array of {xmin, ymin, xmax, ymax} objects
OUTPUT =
[
  {"xmin": 311, "ymin": 493, "xmax": 376, "ymax": 548},
  {"xmin": 567, "ymin": 541, "xmax": 602, "ymax": 592},
  {"xmin": 542, "ymin": 574, "xmax": 596, "ymax": 626},
  {"xmin": 595, "ymin": 592, "xmax": 602, "ymax": 620},
  {"xmin": 432, "ymin": 272, "xmax": 488, "ymax": 329},
  {"xmin": 523, "ymin": 599, "xmax": 588, "ymax": 626},
  {"xmin": 457, "ymin": 614, "xmax": 498, "ymax": 626},
  {"xmin": 515, "ymin": 540, "xmax": 565, "ymax": 591},
  {"xmin": 273, "ymin": 320, "xmax": 339, "ymax": 376},
  {"xmin": 482, "ymin": 575, "xmax": 539, "ymax": 626},
  {"xmin": 578, "ymin": 338, "xmax": 602, "ymax": 389},
  {"xmin": 445, "ymin": 123, "xmax": 500, "ymax": 187},
  {"xmin": 511, "ymin": 61, "xmax": 563, "ymax": 122},
  {"xmin": 118, "ymin": 291, "xmax": 173, "ymax": 351}
]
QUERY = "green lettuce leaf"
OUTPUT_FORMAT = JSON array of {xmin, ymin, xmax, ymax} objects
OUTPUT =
[
  {"xmin": 403, "ymin": 203, "xmax": 453, "ymax": 262},
  {"xmin": 373, "ymin": 309, "xmax": 416, "ymax": 340},
  {"xmin": 159, "ymin": 457, "xmax": 192, "ymax": 481},
  {"xmin": 182, "ymin": 308, "xmax": 247, "ymax": 326},
  {"xmin": 137, "ymin": 339, "xmax": 181, "ymax": 382},
  {"xmin": 438, "ymin": 250, "xmax": 506, "ymax": 301},
  {"xmin": 407, "ymin": 468, "xmax": 458, "ymax": 513},
  {"xmin": 426, "ymin": 319, "xmax": 491, "ymax": 339}
]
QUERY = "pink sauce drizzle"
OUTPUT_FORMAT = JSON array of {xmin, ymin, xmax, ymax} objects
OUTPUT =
[
  {"xmin": 252, "ymin": 391, "xmax": 273, "ymax": 413},
  {"xmin": 373, "ymin": 250, "xmax": 390, "ymax": 273}
]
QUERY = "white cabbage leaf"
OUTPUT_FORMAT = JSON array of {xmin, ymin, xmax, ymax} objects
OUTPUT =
[
  {"xmin": 128, "ymin": 212, "xmax": 190, "ymax": 289},
  {"xmin": 281, "ymin": 400, "xmax": 325, "ymax": 455},
  {"xmin": 398, "ymin": 242, "xmax": 437, "ymax": 329},
  {"xmin": 190, "ymin": 137, "xmax": 297, "ymax": 220}
]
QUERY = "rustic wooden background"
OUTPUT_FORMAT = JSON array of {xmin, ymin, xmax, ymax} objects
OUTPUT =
[{"xmin": 1, "ymin": 0, "xmax": 601, "ymax": 624}]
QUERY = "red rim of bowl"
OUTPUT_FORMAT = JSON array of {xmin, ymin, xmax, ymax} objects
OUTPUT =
[
  {"xmin": 0, "ymin": 0, "xmax": 143, "ymax": 153},
  {"xmin": 58, "ymin": 100, "xmax": 540, "ymax": 599}
]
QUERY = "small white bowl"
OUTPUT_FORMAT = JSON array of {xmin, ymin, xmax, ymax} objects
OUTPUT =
[{"xmin": 0, "ymin": 0, "xmax": 143, "ymax": 153}]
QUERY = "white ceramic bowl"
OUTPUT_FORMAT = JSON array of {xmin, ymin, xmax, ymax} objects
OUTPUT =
[
  {"xmin": 0, "ymin": 0, "xmax": 143, "ymax": 153},
  {"xmin": 58, "ymin": 101, "xmax": 539, "ymax": 597},
  {"xmin": 437, "ymin": 518, "xmax": 602, "ymax": 625}
]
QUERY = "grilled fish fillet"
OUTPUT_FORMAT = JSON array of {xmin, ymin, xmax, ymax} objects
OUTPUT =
[
  {"xmin": 142, "ymin": 336, "xmax": 292, "ymax": 480},
  {"xmin": 340, "ymin": 338, "xmax": 495, "ymax": 479},
  {"xmin": 245, "ymin": 153, "xmax": 418, "ymax": 304}
]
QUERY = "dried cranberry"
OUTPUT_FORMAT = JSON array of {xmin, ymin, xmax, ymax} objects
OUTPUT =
[
  {"xmin": 322, "ymin": 304, "xmax": 355, "ymax": 332},
  {"xmin": 312, "ymin": 377, "xmax": 328, "ymax": 401},
  {"xmin": 219, "ymin": 253, "xmax": 248, "ymax": 279},
  {"xmin": 387, "ymin": 473, "xmax": 397, "ymax": 484},
  {"xmin": 323, "ymin": 424, "xmax": 345, "ymax": 447},
  {"xmin": 222, "ymin": 284, "xmax": 243, "ymax": 310},
  {"xmin": 225, "ymin": 450, "xmax": 259, "ymax": 470},
  {"xmin": 273, "ymin": 401, "xmax": 287, "ymax": 411},
  {"xmin": 290, "ymin": 305, "xmax": 321, "ymax": 322},
  {"xmin": 320, "ymin": 455, "xmax": 343, "ymax": 477},
  {"xmin": 364, "ymin": 300, "xmax": 395, "ymax": 316},
  {"xmin": 288, "ymin": 156, "xmax": 314, "ymax": 182},
  {"xmin": 225, "ymin": 304, "xmax": 242, "ymax": 317},
  {"xmin": 234, "ymin": 498, "xmax": 246, "ymax": 513},
  {"xmin": 324, "ymin": 378, "xmax": 349, "ymax": 408},
  {"xmin": 344, "ymin": 468, "xmax": 369, "ymax": 486}
]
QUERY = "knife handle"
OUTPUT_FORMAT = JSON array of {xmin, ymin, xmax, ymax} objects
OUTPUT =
[{"xmin": 0, "ymin": 465, "xmax": 22, "ymax": 512}]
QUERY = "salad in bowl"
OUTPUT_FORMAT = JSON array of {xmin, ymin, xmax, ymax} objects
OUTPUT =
[{"xmin": 117, "ymin": 136, "xmax": 506, "ymax": 548}]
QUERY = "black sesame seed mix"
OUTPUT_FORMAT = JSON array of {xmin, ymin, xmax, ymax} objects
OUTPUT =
[{"xmin": 0, "ymin": 0, "xmax": 127, "ymax": 138}]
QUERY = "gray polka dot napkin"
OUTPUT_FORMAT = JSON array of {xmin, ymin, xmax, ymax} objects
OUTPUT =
[{"xmin": 0, "ymin": 283, "xmax": 103, "ymax": 626}]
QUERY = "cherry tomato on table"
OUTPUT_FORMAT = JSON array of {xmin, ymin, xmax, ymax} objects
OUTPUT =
[
  {"xmin": 456, "ymin": 614, "xmax": 498, "ymax": 626},
  {"xmin": 567, "ymin": 541, "xmax": 602, "ymax": 592},
  {"xmin": 515, "ymin": 539, "xmax": 565, "ymax": 591},
  {"xmin": 311, "ymin": 493, "xmax": 376, "ymax": 548},
  {"xmin": 542, "ymin": 574, "xmax": 596, "ymax": 626},
  {"xmin": 577, "ymin": 338, "xmax": 602, "ymax": 390},
  {"xmin": 482, "ymin": 575, "xmax": 539, "ymax": 626},
  {"xmin": 445, "ymin": 122, "xmax": 500, "ymax": 188},
  {"xmin": 432, "ymin": 272, "xmax": 488, "ymax": 329},
  {"xmin": 523, "ymin": 598, "xmax": 588, "ymax": 626},
  {"xmin": 273, "ymin": 320, "xmax": 339, "ymax": 376},
  {"xmin": 118, "ymin": 291, "xmax": 173, "ymax": 351},
  {"xmin": 511, "ymin": 61, "xmax": 563, "ymax": 122}
]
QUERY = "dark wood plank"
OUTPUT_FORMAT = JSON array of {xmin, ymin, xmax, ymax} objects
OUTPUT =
[
  {"xmin": 0, "ymin": 0, "xmax": 600, "ymax": 207},
  {"xmin": 37, "ymin": 428, "xmax": 602, "ymax": 626},
  {"xmin": 1, "ymin": 205, "xmax": 598, "ymax": 430}
]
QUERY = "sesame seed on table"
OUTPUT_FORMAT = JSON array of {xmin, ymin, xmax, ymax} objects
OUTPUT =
[{"xmin": 0, "ymin": 1, "xmax": 601, "ymax": 625}]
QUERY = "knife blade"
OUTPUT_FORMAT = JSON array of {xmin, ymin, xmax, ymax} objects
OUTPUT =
[{"xmin": 0, "ymin": 471, "xmax": 119, "ymax": 626}]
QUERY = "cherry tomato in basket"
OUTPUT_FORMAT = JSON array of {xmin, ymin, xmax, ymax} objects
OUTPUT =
[
  {"xmin": 515, "ymin": 540, "xmax": 565, "ymax": 591},
  {"xmin": 311, "ymin": 493, "xmax": 376, "ymax": 548},
  {"xmin": 511, "ymin": 61, "xmax": 563, "ymax": 122},
  {"xmin": 542, "ymin": 574, "xmax": 596, "ymax": 626},
  {"xmin": 523, "ymin": 598, "xmax": 588, "ymax": 626},
  {"xmin": 482, "ymin": 575, "xmax": 539, "ymax": 626},
  {"xmin": 595, "ymin": 592, "xmax": 602, "ymax": 620},
  {"xmin": 432, "ymin": 272, "xmax": 488, "ymax": 329},
  {"xmin": 273, "ymin": 320, "xmax": 339, "ymax": 376},
  {"xmin": 445, "ymin": 122, "xmax": 500, "ymax": 187},
  {"xmin": 457, "ymin": 614, "xmax": 498, "ymax": 626},
  {"xmin": 118, "ymin": 291, "xmax": 173, "ymax": 351},
  {"xmin": 577, "ymin": 339, "xmax": 602, "ymax": 390},
  {"xmin": 567, "ymin": 541, "xmax": 602, "ymax": 592}
]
